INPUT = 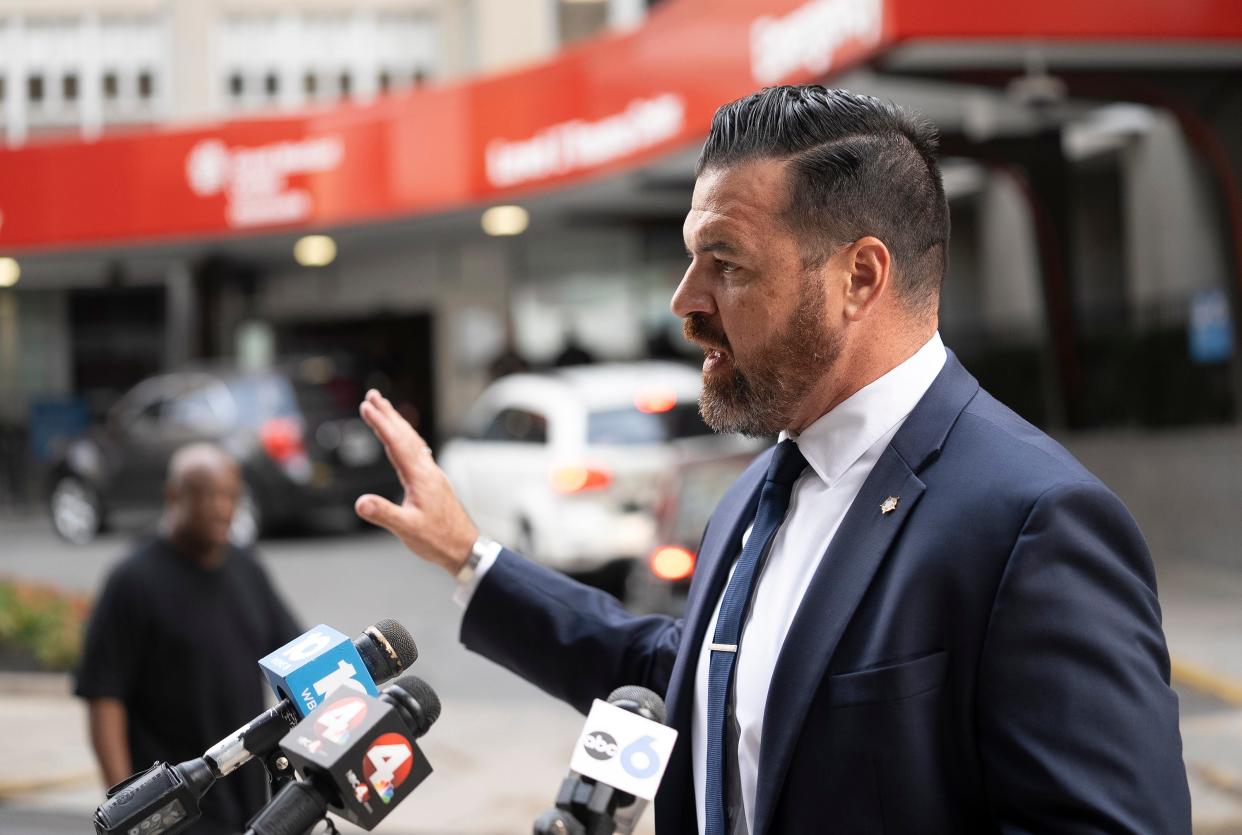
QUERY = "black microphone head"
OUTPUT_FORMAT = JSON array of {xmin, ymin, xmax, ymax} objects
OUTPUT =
[
  {"xmin": 385, "ymin": 675, "xmax": 442, "ymax": 737},
  {"xmin": 606, "ymin": 685, "xmax": 667, "ymax": 725},
  {"xmin": 353, "ymin": 619, "xmax": 418, "ymax": 683}
]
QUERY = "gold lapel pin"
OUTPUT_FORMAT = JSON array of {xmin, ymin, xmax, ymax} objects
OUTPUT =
[{"xmin": 880, "ymin": 496, "xmax": 899, "ymax": 515}]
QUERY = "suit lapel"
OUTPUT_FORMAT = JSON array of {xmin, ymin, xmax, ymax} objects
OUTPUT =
[
  {"xmin": 656, "ymin": 451, "xmax": 767, "ymax": 834},
  {"xmin": 751, "ymin": 353, "xmax": 980, "ymax": 835},
  {"xmin": 752, "ymin": 447, "xmax": 925, "ymax": 835}
]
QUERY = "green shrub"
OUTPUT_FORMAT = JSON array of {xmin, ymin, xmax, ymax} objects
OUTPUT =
[{"xmin": 0, "ymin": 578, "xmax": 89, "ymax": 671}]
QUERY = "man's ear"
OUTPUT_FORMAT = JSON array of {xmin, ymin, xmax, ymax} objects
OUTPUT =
[{"xmin": 841, "ymin": 236, "xmax": 892, "ymax": 322}]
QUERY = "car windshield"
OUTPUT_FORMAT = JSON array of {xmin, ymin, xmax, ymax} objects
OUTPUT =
[
  {"xmin": 223, "ymin": 361, "xmax": 365, "ymax": 427},
  {"xmin": 291, "ymin": 376, "xmax": 365, "ymax": 421},
  {"xmin": 223, "ymin": 374, "xmax": 300, "ymax": 426},
  {"xmin": 587, "ymin": 403, "xmax": 714, "ymax": 445}
]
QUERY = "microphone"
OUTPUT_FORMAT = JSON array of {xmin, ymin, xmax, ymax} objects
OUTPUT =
[
  {"xmin": 246, "ymin": 675, "xmax": 441, "ymax": 834},
  {"xmin": 92, "ymin": 620, "xmax": 417, "ymax": 835},
  {"xmin": 259, "ymin": 619, "xmax": 419, "ymax": 718},
  {"xmin": 208, "ymin": 618, "xmax": 418, "ymax": 777},
  {"xmin": 534, "ymin": 686, "xmax": 677, "ymax": 835}
]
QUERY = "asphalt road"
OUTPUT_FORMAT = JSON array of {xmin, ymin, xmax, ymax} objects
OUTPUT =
[{"xmin": 0, "ymin": 515, "xmax": 551, "ymax": 706}]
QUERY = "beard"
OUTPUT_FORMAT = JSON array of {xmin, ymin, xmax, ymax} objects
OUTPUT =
[{"xmin": 685, "ymin": 275, "xmax": 843, "ymax": 437}]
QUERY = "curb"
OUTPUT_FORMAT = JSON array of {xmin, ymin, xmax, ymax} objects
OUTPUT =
[
  {"xmin": 0, "ymin": 770, "xmax": 97, "ymax": 801},
  {"xmin": 0, "ymin": 671, "xmax": 72, "ymax": 696},
  {"xmin": 1172, "ymin": 656, "xmax": 1242, "ymax": 707}
]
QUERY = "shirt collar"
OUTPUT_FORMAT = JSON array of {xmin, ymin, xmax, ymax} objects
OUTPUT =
[{"xmin": 781, "ymin": 332, "xmax": 948, "ymax": 487}]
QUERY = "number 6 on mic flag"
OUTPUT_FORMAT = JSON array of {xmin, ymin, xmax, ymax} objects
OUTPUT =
[{"xmin": 569, "ymin": 699, "xmax": 678, "ymax": 800}]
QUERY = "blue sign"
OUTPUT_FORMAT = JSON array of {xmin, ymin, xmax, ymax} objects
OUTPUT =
[
  {"xmin": 260, "ymin": 625, "xmax": 380, "ymax": 718},
  {"xmin": 1189, "ymin": 288, "xmax": 1234, "ymax": 364}
]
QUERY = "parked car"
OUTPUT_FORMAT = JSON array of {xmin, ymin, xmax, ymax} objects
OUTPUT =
[
  {"xmin": 438, "ymin": 362, "xmax": 761, "ymax": 596},
  {"xmin": 46, "ymin": 357, "xmax": 398, "ymax": 545},
  {"xmin": 626, "ymin": 449, "xmax": 762, "ymax": 615}
]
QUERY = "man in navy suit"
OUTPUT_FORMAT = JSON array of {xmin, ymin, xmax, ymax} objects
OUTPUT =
[{"xmin": 355, "ymin": 86, "xmax": 1191, "ymax": 833}]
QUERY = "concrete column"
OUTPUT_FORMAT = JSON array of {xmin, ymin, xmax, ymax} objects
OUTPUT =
[
  {"xmin": 164, "ymin": 260, "xmax": 197, "ymax": 369},
  {"xmin": 469, "ymin": 0, "xmax": 557, "ymax": 74},
  {"xmin": 433, "ymin": 0, "xmax": 476, "ymax": 79},
  {"xmin": 0, "ymin": 291, "xmax": 19, "ymax": 424},
  {"xmin": 164, "ymin": 0, "xmax": 216, "ymax": 121},
  {"xmin": 4, "ymin": 16, "xmax": 28, "ymax": 146},
  {"xmin": 275, "ymin": 10, "xmax": 302, "ymax": 110},
  {"xmin": 79, "ymin": 12, "xmax": 104, "ymax": 141},
  {"xmin": 351, "ymin": 9, "xmax": 380, "ymax": 103},
  {"xmin": 608, "ymin": 0, "xmax": 648, "ymax": 31}
]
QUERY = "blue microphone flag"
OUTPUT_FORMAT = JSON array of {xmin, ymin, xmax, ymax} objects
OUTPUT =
[{"xmin": 260, "ymin": 624, "xmax": 381, "ymax": 718}]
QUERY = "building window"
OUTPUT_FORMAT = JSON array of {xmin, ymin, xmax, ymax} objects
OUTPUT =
[
  {"xmin": 338, "ymin": 71, "xmax": 351, "ymax": 100},
  {"xmin": 559, "ymin": 0, "xmax": 609, "ymax": 46},
  {"xmin": 304, "ymin": 72, "xmax": 317, "ymax": 97},
  {"xmin": 103, "ymin": 71, "xmax": 119, "ymax": 100},
  {"xmin": 27, "ymin": 74, "xmax": 45, "ymax": 104},
  {"xmin": 0, "ymin": 76, "xmax": 6, "ymax": 103},
  {"xmin": 377, "ymin": 70, "xmax": 392, "ymax": 93},
  {"xmin": 265, "ymin": 72, "xmax": 279, "ymax": 99},
  {"xmin": 413, "ymin": 69, "xmax": 426, "ymax": 87},
  {"xmin": 62, "ymin": 73, "xmax": 79, "ymax": 102},
  {"xmin": 138, "ymin": 71, "xmax": 154, "ymax": 100},
  {"xmin": 229, "ymin": 72, "xmax": 244, "ymax": 99}
]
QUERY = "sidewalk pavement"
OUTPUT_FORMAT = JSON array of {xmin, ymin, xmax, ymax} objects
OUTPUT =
[
  {"xmin": 1158, "ymin": 558, "xmax": 1242, "ymax": 834},
  {"xmin": 2, "ymin": 560, "xmax": 1242, "ymax": 834}
]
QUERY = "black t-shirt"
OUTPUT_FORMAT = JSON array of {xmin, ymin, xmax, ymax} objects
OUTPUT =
[{"xmin": 75, "ymin": 536, "xmax": 302, "ymax": 834}]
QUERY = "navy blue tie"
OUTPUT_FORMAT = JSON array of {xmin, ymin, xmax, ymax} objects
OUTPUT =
[{"xmin": 704, "ymin": 439, "xmax": 807, "ymax": 835}]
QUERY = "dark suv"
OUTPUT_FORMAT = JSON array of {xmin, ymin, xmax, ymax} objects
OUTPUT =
[{"xmin": 46, "ymin": 357, "xmax": 398, "ymax": 545}]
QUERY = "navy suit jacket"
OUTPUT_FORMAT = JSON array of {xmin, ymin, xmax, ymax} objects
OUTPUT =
[{"xmin": 462, "ymin": 354, "xmax": 1191, "ymax": 834}]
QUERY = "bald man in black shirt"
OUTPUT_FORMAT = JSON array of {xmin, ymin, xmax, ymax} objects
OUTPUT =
[{"xmin": 76, "ymin": 444, "xmax": 301, "ymax": 834}]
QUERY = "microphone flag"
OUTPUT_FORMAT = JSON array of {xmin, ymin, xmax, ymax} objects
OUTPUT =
[
  {"xmin": 260, "ymin": 624, "xmax": 381, "ymax": 718},
  {"xmin": 278, "ymin": 687, "xmax": 433, "ymax": 830}
]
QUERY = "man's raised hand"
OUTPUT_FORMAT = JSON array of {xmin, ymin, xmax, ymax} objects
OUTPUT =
[{"xmin": 355, "ymin": 389, "xmax": 478, "ymax": 574}]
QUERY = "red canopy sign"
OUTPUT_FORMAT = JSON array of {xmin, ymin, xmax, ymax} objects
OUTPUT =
[{"xmin": 0, "ymin": 0, "xmax": 1237, "ymax": 252}]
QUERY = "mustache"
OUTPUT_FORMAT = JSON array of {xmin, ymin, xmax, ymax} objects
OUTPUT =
[{"xmin": 683, "ymin": 314, "xmax": 730, "ymax": 353}]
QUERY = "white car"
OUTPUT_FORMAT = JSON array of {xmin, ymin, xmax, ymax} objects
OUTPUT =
[{"xmin": 439, "ymin": 362, "xmax": 760, "ymax": 587}]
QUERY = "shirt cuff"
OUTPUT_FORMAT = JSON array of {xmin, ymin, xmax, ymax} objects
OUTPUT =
[{"xmin": 452, "ymin": 538, "xmax": 503, "ymax": 610}]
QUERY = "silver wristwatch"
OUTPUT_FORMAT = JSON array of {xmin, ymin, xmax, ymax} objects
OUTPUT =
[{"xmin": 456, "ymin": 534, "xmax": 500, "ymax": 585}]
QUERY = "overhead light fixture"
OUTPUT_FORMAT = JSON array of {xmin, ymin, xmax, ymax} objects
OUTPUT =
[
  {"xmin": 0, "ymin": 258, "xmax": 20, "ymax": 288},
  {"xmin": 481, "ymin": 205, "xmax": 529, "ymax": 237},
  {"xmin": 294, "ymin": 235, "xmax": 337, "ymax": 267}
]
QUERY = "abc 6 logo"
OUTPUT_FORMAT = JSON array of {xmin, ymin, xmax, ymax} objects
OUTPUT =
[{"xmin": 582, "ymin": 731, "xmax": 660, "ymax": 779}]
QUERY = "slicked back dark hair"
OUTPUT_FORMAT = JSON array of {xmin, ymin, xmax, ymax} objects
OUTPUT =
[{"xmin": 697, "ymin": 85, "xmax": 950, "ymax": 314}]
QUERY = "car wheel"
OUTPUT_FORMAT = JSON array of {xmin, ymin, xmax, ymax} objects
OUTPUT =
[
  {"xmin": 229, "ymin": 485, "xmax": 263, "ymax": 547},
  {"xmin": 49, "ymin": 475, "xmax": 103, "ymax": 546},
  {"xmin": 516, "ymin": 518, "xmax": 537, "ymax": 561}
]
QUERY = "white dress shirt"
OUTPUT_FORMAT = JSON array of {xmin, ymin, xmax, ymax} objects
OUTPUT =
[
  {"xmin": 691, "ymin": 333, "xmax": 946, "ymax": 834},
  {"xmin": 458, "ymin": 333, "xmax": 947, "ymax": 834}
]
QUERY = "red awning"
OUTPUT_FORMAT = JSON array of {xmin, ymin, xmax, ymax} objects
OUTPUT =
[{"xmin": 0, "ymin": 0, "xmax": 1238, "ymax": 253}]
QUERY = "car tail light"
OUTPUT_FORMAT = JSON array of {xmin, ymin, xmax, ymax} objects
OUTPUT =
[
  {"xmin": 260, "ymin": 418, "xmax": 313, "ymax": 484},
  {"xmin": 650, "ymin": 546, "xmax": 695, "ymax": 582},
  {"xmin": 550, "ymin": 465, "xmax": 613, "ymax": 494},
  {"xmin": 260, "ymin": 418, "xmax": 305, "ymax": 463},
  {"xmin": 634, "ymin": 387, "xmax": 677, "ymax": 414}
]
